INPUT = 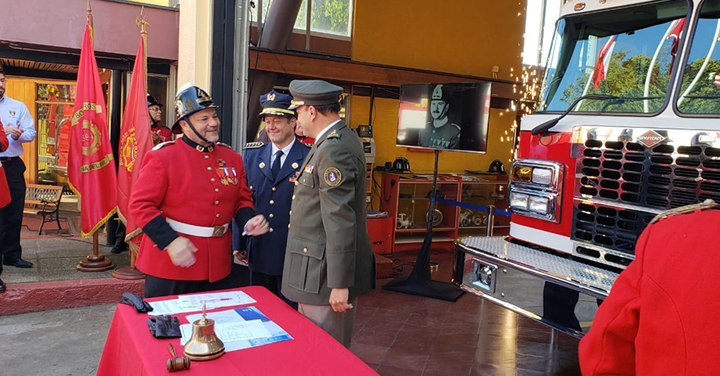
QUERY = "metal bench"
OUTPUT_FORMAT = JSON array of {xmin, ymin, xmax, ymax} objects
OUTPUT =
[{"xmin": 23, "ymin": 184, "xmax": 64, "ymax": 235}]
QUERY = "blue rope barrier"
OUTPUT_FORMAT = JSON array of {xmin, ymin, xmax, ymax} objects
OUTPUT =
[{"xmin": 434, "ymin": 198, "xmax": 512, "ymax": 217}]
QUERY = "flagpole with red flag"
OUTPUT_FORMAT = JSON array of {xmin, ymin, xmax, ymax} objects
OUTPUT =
[
  {"xmin": 70, "ymin": 1, "xmax": 117, "ymax": 272},
  {"xmin": 113, "ymin": 8, "xmax": 152, "ymax": 280}
]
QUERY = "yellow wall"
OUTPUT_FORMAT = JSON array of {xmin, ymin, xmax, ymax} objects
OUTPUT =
[
  {"xmin": 352, "ymin": 0, "xmax": 524, "ymax": 79},
  {"xmin": 348, "ymin": 0, "xmax": 524, "ymax": 193},
  {"xmin": 178, "ymin": 0, "xmax": 213, "ymax": 91}
]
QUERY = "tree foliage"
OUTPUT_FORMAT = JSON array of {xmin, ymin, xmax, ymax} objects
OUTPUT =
[{"xmin": 677, "ymin": 58, "xmax": 720, "ymax": 114}]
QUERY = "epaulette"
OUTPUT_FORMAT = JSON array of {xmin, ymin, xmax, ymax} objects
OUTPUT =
[
  {"xmin": 244, "ymin": 141, "xmax": 264, "ymax": 149},
  {"xmin": 650, "ymin": 199, "xmax": 718, "ymax": 224},
  {"xmin": 327, "ymin": 130, "xmax": 340, "ymax": 139},
  {"xmin": 152, "ymin": 141, "xmax": 175, "ymax": 151},
  {"xmin": 216, "ymin": 142, "xmax": 233, "ymax": 149}
]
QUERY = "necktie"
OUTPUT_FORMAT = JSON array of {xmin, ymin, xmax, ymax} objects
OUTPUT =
[{"xmin": 271, "ymin": 150, "xmax": 283, "ymax": 180}]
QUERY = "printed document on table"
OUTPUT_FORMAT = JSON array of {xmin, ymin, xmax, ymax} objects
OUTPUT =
[
  {"xmin": 180, "ymin": 307, "xmax": 293, "ymax": 351},
  {"xmin": 178, "ymin": 291, "xmax": 256, "ymax": 309},
  {"xmin": 148, "ymin": 291, "xmax": 256, "ymax": 316}
]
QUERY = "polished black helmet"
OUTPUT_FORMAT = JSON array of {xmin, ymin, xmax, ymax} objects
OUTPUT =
[
  {"xmin": 172, "ymin": 83, "xmax": 219, "ymax": 134},
  {"xmin": 147, "ymin": 94, "xmax": 163, "ymax": 108}
]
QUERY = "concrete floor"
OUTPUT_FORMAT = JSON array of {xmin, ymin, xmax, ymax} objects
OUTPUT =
[{"xmin": 0, "ymin": 214, "xmax": 583, "ymax": 376}]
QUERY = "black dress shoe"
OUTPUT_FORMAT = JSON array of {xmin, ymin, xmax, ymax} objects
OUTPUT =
[
  {"xmin": 4, "ymin": 259, "xmax": 34, "ymax": 268},
  {"xmin": 111, "ymin": 245, "xmax": 129, "ymax": 254},
  {"xmin": 0, "ymin": 278, "xmax": 6, "ymax": 292}
]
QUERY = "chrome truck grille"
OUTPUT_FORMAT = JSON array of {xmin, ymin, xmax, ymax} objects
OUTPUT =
[{"xmin": 571, "ymin": 127, "xmax": 720, "ymax": 268}]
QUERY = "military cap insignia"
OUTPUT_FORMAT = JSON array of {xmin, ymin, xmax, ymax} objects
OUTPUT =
[
  {"xmin": 259, "ymin": 162, "xmax": 266, "ymax": 168},
  {"xmin": 152, "ymin": 140, "xmax": 175, "ymax": 150},
  {"xmin": 244, "ymin": 142, "xmax": 264, "ymax": 149},
  {"xmin": 327, "ymin": 130, "xmax": 340, "ymax": 139},
  {"xmin": 323, "ymin": 167, "xmax": 342, "ymax": 187},
  {"xmin": 267, "ymin": 93, "xmax": 276, "ymax": 101},
  {"xmin": 291, "ymin": 162, "xmax": 299, "ymax": 169},
  {"xmin": 650, "ymin": 199, "xmax": 718, "ymax": 224}
]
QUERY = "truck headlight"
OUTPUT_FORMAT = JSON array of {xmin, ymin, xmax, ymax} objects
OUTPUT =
[
  {"xmin": 528, "ymin": 196, "xmax": 549, "ymax": 214},
  {"xmin": 509, "ymin": 192, "xmax": 529, "ymax": 210},
  {"xmin": 531, "ymin": 168, "xmax": 553, "ymax": 186},
  {"xmin": 509, "ymin": 159, "xmax": 563, "ymax": 223}
]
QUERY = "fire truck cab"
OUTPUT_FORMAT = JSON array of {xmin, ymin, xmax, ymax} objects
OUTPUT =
[{"xmin": 455, "ymin": 0, "xmax": 720, "ymax": 337}]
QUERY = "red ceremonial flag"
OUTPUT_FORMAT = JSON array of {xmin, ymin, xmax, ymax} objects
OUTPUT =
[
  {"xmin": 668, "ymin": 18, "xmax": 686, "ymax": 73},
  {"xmin": 117, "ymin": 33, "xmax": 153, "ymax": 245},
  {"xmin": 68, "ymin": 22, "xmax": 118, "ymax": 236},
  {"xmin": 593, "ymin": 36, "xmax": 616, "ymax": 90}
]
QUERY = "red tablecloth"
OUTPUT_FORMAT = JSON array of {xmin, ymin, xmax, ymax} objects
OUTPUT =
[{"xmin": 97, "ymin": 286, "xmax": 377, "ymax": 376}]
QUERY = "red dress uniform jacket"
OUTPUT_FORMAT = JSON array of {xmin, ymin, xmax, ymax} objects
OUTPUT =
[
  {"xmin": 129, "ymin": 139, "xmax": 253, "ymax": 282},
  {"xmin": 0, "ymin": 125, "xmax": 9, "ymax": 209},
  {"xmin": 579, "ymin": 208, "xmax": 720, "ymax": 376}
]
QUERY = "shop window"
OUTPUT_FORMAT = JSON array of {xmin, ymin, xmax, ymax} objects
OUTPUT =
[
  {"xmin": 36, "ymin": 83, "xmax": 77, "ymax": 186},
  {"xmin": 251, "ymin": 0, "xmax": 353, "ymax": 38}
]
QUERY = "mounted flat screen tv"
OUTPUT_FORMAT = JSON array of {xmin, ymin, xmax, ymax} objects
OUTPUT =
[{"xmin": 396, "ymin": 82, "xmax": 491, "ymax": 153}]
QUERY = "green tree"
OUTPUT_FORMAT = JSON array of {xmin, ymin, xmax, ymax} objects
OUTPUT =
[
  {"xmin": 311, "ymin": 0, "xmax": 350, "ymax": 35},
  {"xmin": 561, "ymin": 51, "xmax": 671, "ymax": 113},
  {"xmin": 677, "ymin": 58, "xmax": 720, "ymax": 114}
]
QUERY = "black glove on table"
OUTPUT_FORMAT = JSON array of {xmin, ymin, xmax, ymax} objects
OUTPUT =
[
  {"xmin": 147, "ymin": 315, "xmax": 182, "ymax": 338},
  {"xmin": 119, "ymin": 292, "xmax": 154, "ymax": 313}
]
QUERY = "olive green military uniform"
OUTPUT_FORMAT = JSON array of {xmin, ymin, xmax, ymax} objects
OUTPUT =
[
  {"xmin": 281, "ymin": 120, "xmax": 374, "ymax": 304},
  {"xmin": 280, "ymin": 80, "xmax": 375, "ymax": 348}
]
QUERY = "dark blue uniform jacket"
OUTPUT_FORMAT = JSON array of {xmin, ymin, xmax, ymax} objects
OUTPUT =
[{"xmin": 234, "ymin": 140, "xmax": 310, "ymax": 275}]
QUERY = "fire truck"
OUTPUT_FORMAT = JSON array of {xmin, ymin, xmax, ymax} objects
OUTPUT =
[{"xmin": 454, "ymin": 0, "xmax": 720, "ymax": 337}]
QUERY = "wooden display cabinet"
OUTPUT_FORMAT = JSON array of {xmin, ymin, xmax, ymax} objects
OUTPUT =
[{"xmin": 380, "ymin": 172, "xmax": 508, "ymax": 254}]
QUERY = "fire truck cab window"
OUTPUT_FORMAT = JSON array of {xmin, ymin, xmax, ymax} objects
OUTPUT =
[
  {"xmin": 537, "ymin": 0, "xmax": 689, "ymax": 114},
  {"xmin": 676, "ymin": 0, "xmax": 720, "ymax": 115}
]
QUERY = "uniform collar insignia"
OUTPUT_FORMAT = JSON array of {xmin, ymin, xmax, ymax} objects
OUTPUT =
[{"xmin": 182, "ymin": 136, "xmax": 215, "ymax": 153}]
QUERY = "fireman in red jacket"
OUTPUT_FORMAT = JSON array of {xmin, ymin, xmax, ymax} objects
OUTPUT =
[
  {"xmin": 579, "ymin": 200, "xmax": 720, "ymax": 376},
  {"xmin": 130, "ymin": 83, "xmax": 269, "ymax": 298}
]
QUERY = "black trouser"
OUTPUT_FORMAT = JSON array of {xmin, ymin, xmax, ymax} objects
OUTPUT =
[
  {"xmin": 106, "ymin": 214, "xmax": 128, "ymax": 249},
  {"xmin": 0, "ymin": 157, "xmax": 27, "ymax": 277},
  {"xmin": 144, "ymin": 274, "xmax": 233, "ymax": 298},
  {"xmin": 250, "ymin": 270, "xmax": 298, "ymax": 310}
]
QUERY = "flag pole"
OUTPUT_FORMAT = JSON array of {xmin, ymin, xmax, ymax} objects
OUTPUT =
[
  {"xmin": 112, "ymin": 7, "xmax": 149, "ymax": 280},
  {"xmin": 76, "ymin": 0, "xmax": 114, "ymax": 272}
]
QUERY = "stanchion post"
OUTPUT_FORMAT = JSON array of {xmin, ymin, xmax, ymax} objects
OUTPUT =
[{"xmin": 486, "ymin": 205, "xmax": 495, "ymax": 237}]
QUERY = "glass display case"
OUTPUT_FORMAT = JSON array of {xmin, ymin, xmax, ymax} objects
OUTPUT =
[{"xmin": 381, "ymin": 172, "xmax": 508, "ymax": 253}]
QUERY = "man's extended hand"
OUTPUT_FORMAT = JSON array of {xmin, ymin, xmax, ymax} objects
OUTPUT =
[
  {"xmin": 166, "ymin": 236, "xmax": 197, "ymax": 268},
  {"xmin": 244, "ymin": 214, "xmax": 269, "ymax": 236},
  {"xmin": 329, "ymin": 288, "xmax": 353, "ymax": 313},
  {"xmin": 3, "ymin": 125, "xmax": 22, "ymax": 140},
  {"xmin": 233, "ymin": 250, "xmax": 248, "ymax": 265}
]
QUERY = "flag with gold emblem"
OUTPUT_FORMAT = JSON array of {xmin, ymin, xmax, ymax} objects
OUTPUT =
[
  {"xmin": 117, "ymin": 31, "xmax": 152, "ymax": 245},
  {"xmin": 68, "ymin": 21, "xmax": 118, "ymax": 237}
]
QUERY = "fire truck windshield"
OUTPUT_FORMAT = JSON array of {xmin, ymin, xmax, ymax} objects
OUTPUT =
[
  {"xmin": 537, "ymin": 0, "xmax": 689, "ymax": 114},
  {"xmin": 676, "ymin": 0, "xmax": 720, "ymax": 115}
]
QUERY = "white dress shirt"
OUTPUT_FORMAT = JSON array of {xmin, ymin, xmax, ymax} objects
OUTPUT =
[
  {"xmin": 315, "ymin": 119, "xmax": 341, "ymax": 141},
  {"xmin": 0, "ymin": 95, "xmax": 36, "ymax": 157},
  {"xmin": 270, "ymin": 137, "xmax": 297, "ymax": 169}
]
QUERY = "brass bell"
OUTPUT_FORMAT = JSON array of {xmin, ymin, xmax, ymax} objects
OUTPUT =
[{"xmin": 183, "ymin": 305, "xmax": 225, "ymax": 361}]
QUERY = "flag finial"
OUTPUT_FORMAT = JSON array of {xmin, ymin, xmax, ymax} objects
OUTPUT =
[
  {"xmin": 87, "ymin": 0, "xmax": 94, "ymax": 29},
  {"xmin": 137, "ymin": 6, "xmax": 150, "ymax": 34}
]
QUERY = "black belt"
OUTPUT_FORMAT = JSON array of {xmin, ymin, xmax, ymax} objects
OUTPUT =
[{"xmin": 0, "ymin": 156, "xmax": 20, "ymax": 162}]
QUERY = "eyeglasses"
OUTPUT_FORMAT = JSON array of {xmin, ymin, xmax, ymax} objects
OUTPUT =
[{"xmin": 149, "ymin": 107, "xmax": 162, "ymax": 112}]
